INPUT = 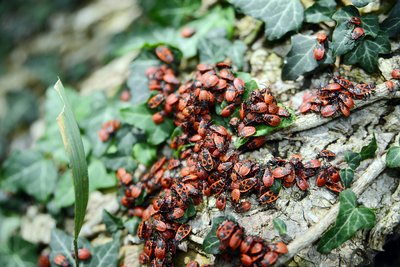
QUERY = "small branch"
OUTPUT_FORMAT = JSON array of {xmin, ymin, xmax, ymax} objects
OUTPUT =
[
  {"xmin": 276, "ymin": 154, "xmax": 388, "ymax": 265},
  {"xmin": 269, "ymin": 83, "xmax": 400, "ymax": 140}
]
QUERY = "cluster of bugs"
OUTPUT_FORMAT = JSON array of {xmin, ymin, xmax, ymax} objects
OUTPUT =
[
  {"xmin": 38, "ymin": 248, "xmax": 91, "ymax": 267},
  {"xmin": 386, "ymin": 68, "xmax": 400, "ymax": 93},
  {"xmin": 300, "ymin": 76, "xmax": 375, "ymax": 117},
  {"xmin": 236, "ymin": 88, "xmax": 291, "ymax": 138},
  {"xmin": 146, "ymin": 64, "xmax": 180, "ymax": 124},
  {"xmin": 113, "ymin": 46, "xmax": 346, "ymax": 266},
  {"xmin": 216, "ymin": 220, "xmax": 288, "ymax": 267},
  {"xmin": 98, "ymin": 119, "xmax": 121, "ymax": 142},
  {"xmin": 313, "ymin": 32, "xmax": 328, "ymax": 61}
]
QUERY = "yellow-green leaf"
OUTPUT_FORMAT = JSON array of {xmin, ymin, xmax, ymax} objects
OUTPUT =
[{"xmin": 54, "ymin": 79, "xmax": 89, "ymax": 266}]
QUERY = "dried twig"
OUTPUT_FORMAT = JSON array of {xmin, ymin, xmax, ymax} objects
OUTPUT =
[
  {"xmin": 269, "ymin": 83, "xmax": 400, "ymax": 140},
  {"xmin": 277, "ymin": 151, "xmax": 391, "ymax": 265}
]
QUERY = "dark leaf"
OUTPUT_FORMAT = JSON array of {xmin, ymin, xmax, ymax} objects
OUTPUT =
[
  {"xmin": 343, "ymin": 31, "xmax": 390, "ymax": 73},
  {"xmin": 273, "ymin": 218, "xmax": 287, "ymax": 236},
  {"xmin": 134, "ymin": 189, "xmax": 148, "ymax": 206},
  {"xmin": 282, "ymin": 34, "xmax": 333, "ymax": 81},
  {"xmin": 359, "ymin": 135, "xmax": 377, "ymax": 160},
  {"xmin": 102, "ymin": 210, "xmax": 124, "ymax": 234},
  {"xmin": 230, "ymin": 0, "xmax": 304, "ymax": 40},
  {"xmin": 381, "ymin": 1, "xmax": 400, "ymax": 38},
  {"xmin": 271, "ymin": 179, "xmax": 282, "ymax": 194},
  {"xmin": 304, "ymin": 0, "xmax": 336, "ymax": 23},
  {"xmin": 176, "ymin": 198, "xmax": 196, "ymax": 224},
  {"xmin": 344, "ymin": 151, "xmax": 362, "ymax": 170},
  {"xmin": 340, "ymin": 168, "xmax": 354, "ymax": 188},
  {"xmin": 102, "ymin": 154, "xmax": 138, "ymax": 172},
  {"xmin": 317, "ymin": 190, "xmax": 375, "ymax": 253},
  {"xmin": 386, "ymin": 146, "xmax": 400, "ymax": 169},
  {"xmin": 53, "ymin": 171, "xmax": 75, "ymax": 208}
]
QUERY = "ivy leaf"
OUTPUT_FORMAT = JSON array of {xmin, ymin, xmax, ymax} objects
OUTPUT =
[
  {"xmin": 282, "ymin": 34, "xmax": 333, "ymax": 81},
  {"xmin": 90, "ymin": 233, "xmax": 120, "ymax": 267},
  {"xmin": 242, "ymin": 79, "xmax": 259, "ymax": 100},
  {"xmin": 344, "ymin": 151, "xmax": 362, "ymax": 170},
  {"xmin": 120, "ymin": 103, "xmax": 175, "ymax": 146},
  {"xmin": 254, "ymin": 106, "xmax": 296, "ymax": 136},
  {"xmin": 352, "ymin": 0, "xmax": 373, "ymax": 8},
  {"xmin": 226, "ymin": 40, "xmax": 247, "ymax": 70},
  {"xmin": 102, "ymin": 210, "xmax": 124, "ymax": 234},
  {"xmin": 138, "ymin": 0, "xmax": 201, "ymax": 27},
  {"xmin": 102, "ymin": 154, "xmax": 138, "ymax": 172},
  {"xmin": 124, "ymin": 217, "xmax": 141, "ymax": 235},
  {"xmin": 49, "ymin": 229, "xmax": 92, "ymax": 267},
  {"xmin": 273, "ymin": 218, "xmax": 287, "ymax": 236},
  {"xmin": 53, "ymin": 171, "xmax": 75, "ymax": 208},
  {"xmin": 340, "ymin": 168, "xmax": 355, "ymax": 188},
  {"xmin": 304, "ymin": 0, "xmax": 336, "ymax": 24},
  {"xmin": 0, "ymin": 236, "xmax": 37, "ymax": 267},
  {"xmin": 1, "ymin": 150, "xmax": 57, "ymax": 202},
  {"xmin": 175, "ymin": 198, "xmax": 196, "ymax": 224},
  {"xmin": 332, "ymin": 21, "xmax": 357, "ymax": 56},
  {"xmin": 332, "ymin": 5, "xmax": 359, "ymax": 23},
  {"xmin": 343, "ymin": 31, "xmax": 390, "ymax": 73},
  {"xmin": 381, "ymin": 1, "xmax": 400, "ymax": 38},
  {"xmin": 0, "ymin": 214, "xmax": 20, "ymax": 248},
  {"xmin": 133, "ymin": 143, "xmax": 157, "ymax": 167},
  {"xmin": 271, "ymin": 179, "xmax": 282, "ymax": 194},
  {"xmin": 359, "ymin": 135, "xmax": 377, "ymax": 160},
  {"xmin": 230, "ymin": 0, "xmax": 304, "ymax": 41},
  {"xmin": 203, "ymin": 216, "xmax": 235, "ymax": 254},
  {"xmin": 134, "ymin": 189, "xmax": 148, "ymax": 206},
  {"xmin": 317, "ymin": 189, "xmax": 375, "ymax": 254},
  {"xmin": 127, "ymin": 50, "xmax": 161, "ymax": 106},
  {"xmin": 88, "ymin": 160, "xmax": 117, "ymax": 192},
  {"xmin": 386, "ymin": 146, "xmax": 400, "ymax": 168}
]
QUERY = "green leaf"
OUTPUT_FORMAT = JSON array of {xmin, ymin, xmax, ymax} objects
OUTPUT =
[
  {"xmin": 359, "ymin": 135, "xmax": 377, "ymax": 160},
  {"xmin": 361, "ymin": 15, "xmax": 380, "ymax": 38},
  {"xmin": 332, "ymin": 5, "xmax": 359, "ymax": 23},
  {"xmin": 135, "ymin": 189, "xmax": 148, "ymax": 206},
  {"xmin": 115, "ymin": 7, "xmax": 235, "ymax": 59},
  {"xmin": 120, "ymin": 103, "xmax": 174, "ymax": 146},
  {"xmin": 0, "ymin": 236, "xmax": 37, "ymax": 267},
  {"xmin": 203, "ymin": 216, "xmax": 229, "ymax": 254},
  {"xmin": 332, "ymin": 22, "xmax": 357, "ymax": 56},
  {"xmin": 0, "ymin": 213, "xmax": 20, "ymax": 247},
  {"xmin": 124, "ymin": 217, "xmax": 141, "ymax": 235},
  {"xmin": 90, "ymin": 233, "xmax": 120, "ymax": 267},
  {"xmin": 133, "ymin": 143, "xmax": 157, "ymax": 167},
  {"xmin": 175, "ymin": 198, "xmax": 196, "ymax": 224},
  {"xmin": 340, "ymin": 168, "xmax": 354, "ymax": 188},
  {"xmin": 352, "ymin": 0, "xmax": 372, "ymax": 8},
  {"xmin": 282, "ymin": 34, "xmax": 333, "ymax": 81},
  {"xmin": 381, "ymin": 1, "xmax": 400, "ymax": 38},
  {"xmin": 273, "ymin": 218, "xmax": 287, "ymax": 236},
  {"xmin": 242, "ymin": 80, "xmax": 259, "ymax": 100},
  {"xmin": 304, "ymin": 0, "xmax": 336, "ymax": 24},
  {"xmin": 127, "ymin": 50, "xmax": 160, "ymax": 105},
  {"xmin": 102, "ymin": 210, "xmax": 124, "ymax": 234},
  {"xmin": 271, "ymin": 179, "xmax": 282, "ymax": 194},
  {"xmin": 386, "ymin": 146, "xmax": 400, "ymax": 168},
  {"xmin": 50, "ymin": 229, "xmax": 92, "ymax": 267},
  {"xmin": 254, "ymin": 106, "xmax": 297, "ymax": 137},
  {"xmin": 343, "ymin": 31, "xmax": 390, "ymax": 73},
  {"xmin": 344, "ymin": 151, "xmax": 362, "ymax": 170},
  {"xmin": 230, "ymin": 0, "xmax": 304, "ymax": 40},
  {"xmin": 1, "ymin": 150, "xmax": 57, "ymax": 202},
  {"xmin": 88, "ymin": 160, "xmax": 116, "ymax": 191},
  {"xmin": 102, "ymin": 154, "xmax": 137, "ymax": 172},
  {"xmin": 198, "ymin": 37, "xmax": 247, "ymax": 69},
  {"xmin": 138, "ymin": 0, "xmax": 201, "ymax": 27},
  {"xmin": 53, "ymin": 171, "xmax": 75, "ymax": 208},
  {"xmin": 317, "ymin": 189, "xmax": 375, "ymax": 254},
  {"xmin": 55, "ymin": 80, "xmax": 89, "ymax": 265}
]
